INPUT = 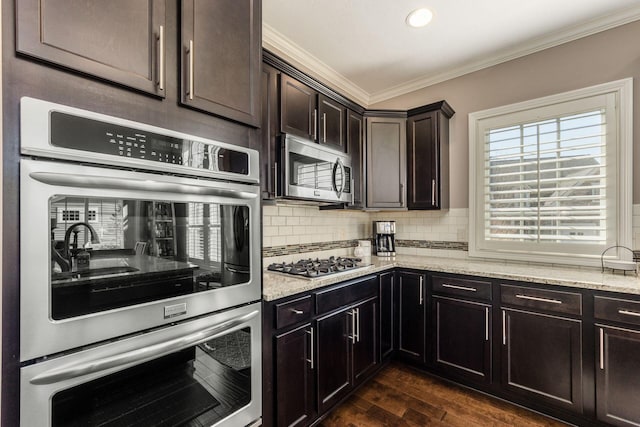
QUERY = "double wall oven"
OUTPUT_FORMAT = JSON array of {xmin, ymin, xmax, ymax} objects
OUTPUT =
[{"xmin": 19, "ymin": 98, "xmax": 262, "ymax": 426}]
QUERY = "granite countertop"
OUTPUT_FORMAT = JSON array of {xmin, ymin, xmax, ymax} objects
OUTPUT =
[{"xmin": 262, "ymin": 254, "xmax": 640, "ymax": 301}]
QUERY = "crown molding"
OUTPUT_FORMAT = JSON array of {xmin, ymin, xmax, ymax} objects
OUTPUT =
[
  {"xmin": 264, "ymin": 5, "xmax": 640, "ymax": 107},
  {"xmin": 262, "ymin": 23, "xmax": 371, "ymax": 106},
  {"xmin": 368, "ymin": 5, "xmax": 640, "ymax": 104}
]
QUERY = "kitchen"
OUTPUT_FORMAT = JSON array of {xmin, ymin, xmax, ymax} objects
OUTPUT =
[{"xmin": 3, "ymin": 1, "xmax": 640, "ymax": 426}]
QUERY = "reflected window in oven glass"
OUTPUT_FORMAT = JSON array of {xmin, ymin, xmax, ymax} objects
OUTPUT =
[
  {"xmin": 51, "ymin": 327, "xmax": 253, "ymax": 426},
  {"xmin": 49, "ymin": 197, "xmax": 251, "ymax": 320}
]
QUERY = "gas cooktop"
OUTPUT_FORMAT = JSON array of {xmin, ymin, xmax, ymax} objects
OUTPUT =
[{"xmin": 266, "ymin": 256, "xmax": 370, "ymax": 280}]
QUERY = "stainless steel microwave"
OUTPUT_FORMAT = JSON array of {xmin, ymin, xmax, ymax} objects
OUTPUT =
[{"xmin": 279, "ymin": 134, "xmax": 353, "ymax": 204}]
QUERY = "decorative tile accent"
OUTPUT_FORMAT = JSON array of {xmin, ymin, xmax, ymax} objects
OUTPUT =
[
  {"xmin": 396, "ymin": 240, "xmax": 468, "ymax": 251},
  {"xmin": 262, "ymin": 239, "xmax": 468, "ymax": 257}
]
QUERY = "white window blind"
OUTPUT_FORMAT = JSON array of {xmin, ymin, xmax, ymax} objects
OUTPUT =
[
  {"xmin": 469, "ymin": 79, "xmax": 632, "ymax": 266},
  {"xmin": 485, "ymin": 110, "xmax": 606, "ymax": 244}
]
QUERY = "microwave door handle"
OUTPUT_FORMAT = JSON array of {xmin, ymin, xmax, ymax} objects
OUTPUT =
[
  {"xmin": 333, "ymin": 158, "xmax": 345, "ymax": 197},
  {"xmin": 29, "ymin": 171, "xmax": 258, "ymax": 200},
  {"xmin": 29, "ymin": 310, "xmax": 259, "ymax": 385}
]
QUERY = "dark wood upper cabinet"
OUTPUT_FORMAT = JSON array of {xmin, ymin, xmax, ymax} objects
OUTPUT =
[
  {"xmin": 407, "ymin": 101, "xmax": 454, "ymax": 210},
  {"xmin": 347, "ymin": 110, "xmax": 365, "ymax": 207},
  {"xmin": 181, "ymin": 0, "xmax": 261, "ymax": 127},
  {"xmin": 318, "ymin": 94, "xmax": 346, "ymax": 151},
  {"xmin": 260, "ymin": 64, "xmax": 280, "ymax": 199},
  {"xmin": 280, "ymin": 74, "xmax": 318, "ymax": 141},
  {"xmin": 16, "ymin": 0, "xmax": 166, "ymax": 97}
]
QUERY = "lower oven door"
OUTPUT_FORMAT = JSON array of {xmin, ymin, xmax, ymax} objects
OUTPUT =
[
  {"xmin": 20, "ymin": 158, "xmax": 261, "ymax": 362},
  {"xmin": 20, "ymin": 302, "xmax": 262, "ymax": 427}
]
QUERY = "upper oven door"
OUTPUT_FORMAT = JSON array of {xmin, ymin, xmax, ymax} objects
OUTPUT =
[
  {"xmin": 283, "ymin": 134, "xmax": 352, "ymax": 203},
  {"xmin": 20, "ymin": 159, "xmax": 261, "ymax": 362}
]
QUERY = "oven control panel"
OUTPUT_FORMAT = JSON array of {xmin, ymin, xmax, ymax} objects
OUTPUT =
[{"xmin": 49, "ymin": 112, "xmax": 249, "ymax": 175}]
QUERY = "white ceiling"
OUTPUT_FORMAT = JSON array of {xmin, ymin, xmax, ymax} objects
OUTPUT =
[{"xmin": 263, "ymin": 0, "xmax": 640, "ymax": 106}]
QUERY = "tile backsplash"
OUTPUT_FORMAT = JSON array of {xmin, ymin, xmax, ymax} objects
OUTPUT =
[{"xmin": 263, "ymin": 203, "xmax": 640, "ymax": 262}]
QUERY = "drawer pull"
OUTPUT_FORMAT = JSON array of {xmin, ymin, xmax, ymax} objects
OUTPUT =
[
  {"xmin": 618, "ymin": 309, "xmax": 640, "ymax": 317},
  {"xmin": 515, "ymin": 294, "xmax": 562, "ymax": 304},
  {"xmin": 290, "ymin": 309, "xmax": 304, "ymax": 315},
  {"xmin": 442, "ymin": 283, "xmax": 477, "ymax": 292}
]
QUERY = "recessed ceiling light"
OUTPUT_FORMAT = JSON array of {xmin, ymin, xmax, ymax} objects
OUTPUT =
[{"xmin": 406, "ymin": 8, "xmax": 433, "ymax": 28}]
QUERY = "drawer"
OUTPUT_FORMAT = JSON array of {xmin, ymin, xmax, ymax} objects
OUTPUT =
[
  {"xmin": 595, "ymin": 296, "xmax": 640, "ymax": 327},
  {"xmin": 500, "ymin": 284, "xmax": 582, "ymax": 316},
  {"xmin": 431, "ymin": 274, "xmax": 492, "ymax": 301},
  {"xmin": 315, "ymin": 275, "xmax": 377, "ymax": 315},
  {"xmin": 275, "ymin": 295, "xmax": 312, "ymax": 330}
]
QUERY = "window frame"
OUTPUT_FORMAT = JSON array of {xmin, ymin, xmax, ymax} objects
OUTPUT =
[{"xmin": 468, "ymin": 78, "xmax": 633, "ymax": 267}]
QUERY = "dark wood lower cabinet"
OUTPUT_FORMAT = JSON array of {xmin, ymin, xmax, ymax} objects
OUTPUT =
[
  {"xmin": 397, "ymin": 272, "xmax": 425, "ymax": 363},
  {"xmin": 501, "ymin": 308, "xmax": 583, "ymax": 413},
  {"xmin": 316, "ymin": 307, "xmax": 352, "ymax": 414},
  {"xmin": 352, "ymin": 298, "xmax": 378, "ymax": 386},
  {"xmin": 275, "ymin": 323, "xmax": 314, "ymax": 427},
  {"xmin": 432, "ymin": 296, "xmax": 491, "ymax": 383},
  {"xmin": 596, "ymin": 325, "xmax": 640, "ymax": 426},
  {"xmin": 379, "ymin": 271, "xmax": 394, "ymax": 360}
]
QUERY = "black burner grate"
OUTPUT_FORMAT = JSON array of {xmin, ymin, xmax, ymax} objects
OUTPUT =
[{"xmin": 267, "ymin": 256, "xmax": 364, "ymax": 278}]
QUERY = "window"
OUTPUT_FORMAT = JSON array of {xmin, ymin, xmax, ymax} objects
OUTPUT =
[
  {"xmin": 186, "ymin": 203, "xmax": 221, "ymax": 264},
  {"xmin": 469, "ymin": 79, "xmax": 632, "ymax": 266}
]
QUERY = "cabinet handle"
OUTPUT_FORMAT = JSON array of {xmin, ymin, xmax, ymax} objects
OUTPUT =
[
  {"xmin": 273, "ymin": 162, "xmax": 279, "ymax": 197},
  {"xmin": 290, "ymin": 309, "xmax": 303, "ymax": 315},
  {"xmin": 400, "ymin": 183, "xmax": 404, "ymax": 206},
  {"xmin": 502, "ymin": 310, "xmax": 506, "ymax": 345},
  {"xmin": 157, "ymin": 25, "xmax": 165, "ymax": 91},
  {"xmin": 350, "ymin": 178, "xmax": 355, "ymax": 205},
  {"xmin": 313, "ymin": 109, "xmax": 317, "ymax": 140},
  {"xmin": 348, "ymin": 309, "xmax": 357, "ymax": 343},
  {"xmin": 485, "ymin": 307, "xmax": 489, "ymax": 341},
  {"xmin": 187, "ymin": 40, "xmax": 194, "ymax": 100},
  {"xmin": 442, "ymin": 283, "xmax": 477, "ymax": 292},
  {"xmin": 306, "ymin": 327, "xmax": 314, "ymax": 370},
  {"xmin": 356, "ymin": 308, "xmax": 361, "ymax": 343},
  {"xmin": 618, "ymin": 309, "xmax": 640, "ymax": 317},
  {"xmin": 431, "ymin": 179, "xmax": 436, "ymax": 206},
  {"xmin": 323, "ymin": 112, "xmax": 327, "ymax": 143},
  {"xmin": 599, "ymin": 327, "xmax": 604, "ymax": 370},
  {"xmin": 419, "ymin": 276, "xmax": 424, "ymax": 305},
  {"xmin": 515, "ymin": 294, "xmax": 562, "ymax": 304}
]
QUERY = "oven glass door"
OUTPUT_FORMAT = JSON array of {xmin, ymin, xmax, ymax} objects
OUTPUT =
[
  {"xmin": 21, "ymin": 159, "xmax": 261, "ymax": 362},
  {"xmin": 20, "ymin": 303, "xmax": 262, "ymax": 427},
  {"xmin": 49, "ymin": 197, "xmax": 250, "ymax": 320}
]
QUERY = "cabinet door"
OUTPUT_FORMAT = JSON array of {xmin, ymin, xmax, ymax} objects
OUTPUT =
[
  {"xmin": 502, "ymin": 308, "xmax": 583, "ymax": 413},
  {"xmin": 432, "ymin": 296, "xmax": 491, "ymax": 384},
  {"xmin": 347, "ymin": 110, "xmax": 365, "ymax": 207},
  {"xmin": 280, "ymin": 74, "xmax": 318, "ymax": 141},
  {"xmin": 260, "ymin": 64, "xmax": 280, "ymax": 199},
  {"xmin": 275, "ymin": 324, "xmax": 314, "ymax": 427},
  {"xmin": 366, "ymin": 117, "xmax": 407, "ymax": 208},
  {"xmin": 181, "ymin": 0, "xmax": 261, "ymax": 127},
  {"xmin": 352, "ymin": 298, "xmax": 378, "ymax": 386},
  {"xmin": 397, "ymin": 272, "xmax": 425, "ymax": 363},
  {"xmin": 318, "ymin": 95, "xmax": 346, "ymax": 151},
  {"xmin": 316, "ymin": 308, "xmax": 351, "ymax": 414},
  {"xmin": 379, "ymin": 272, "xmax": 395, "ymax": 359},
  {"xmin": 407, "ymin": 111, "xmax": 450, "ymax": 209},
  {"xmin": 16, "ymin": 0, "xmax": 165, "ymax": 96},
  {"xmin": 596, "ymin": 325, "xmax": 640, "ymax": 426}
]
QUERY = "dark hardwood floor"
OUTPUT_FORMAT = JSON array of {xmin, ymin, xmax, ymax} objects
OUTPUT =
[{"xmin": 319, "ymin": 362, "xmax": 569, "ymax": 426}]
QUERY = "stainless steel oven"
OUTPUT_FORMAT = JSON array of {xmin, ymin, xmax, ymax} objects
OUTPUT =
[
  {"xmin": 20, "ymin": 302, "xmax": 261, "ymax": 427},
  {"xmin": 19, "ymin": 97, "xmax": 262, "ymax": 426},
  {"xmin": 279, "ymin": 133, "xmax": 353, "ymax": 203}
]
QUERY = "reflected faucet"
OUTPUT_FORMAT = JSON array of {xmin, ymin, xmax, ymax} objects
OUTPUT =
[{"xmin": 53, "ymin": 222, "xmax": 100, "ymax": 272}]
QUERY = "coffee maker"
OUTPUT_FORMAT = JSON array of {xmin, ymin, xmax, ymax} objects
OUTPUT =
[{"xmin": 374, "ymin": 221, "xmax": 396, "ymax": 257}]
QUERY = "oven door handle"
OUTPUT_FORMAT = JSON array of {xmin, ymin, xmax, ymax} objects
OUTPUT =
[
  {"xmin": 29, "ymin": 172, "xmax": 258, "ymax": 199},
  {"xmin": 29, "ymin": 309, "xmax": 259, "ymax": 385}
]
